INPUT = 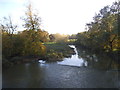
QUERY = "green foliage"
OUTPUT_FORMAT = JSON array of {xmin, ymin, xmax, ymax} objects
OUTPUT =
[
  {"xmin": 44, "ymin": 43, "xmax": 74, "ymax": 61},
  {"xmin": 1, "ymin": 3, "xmax": 48, "ymax": 66},
  {"xmin": 2, "ymin": 30, "xmax": 47, "ymax": 58},
  {"xmin": 76, "ymin": 1, "xmax": 120, "ymax": 52},
  {"xmin": 46, "ymin": 50, "xmax": 63, "ymax": 60}
]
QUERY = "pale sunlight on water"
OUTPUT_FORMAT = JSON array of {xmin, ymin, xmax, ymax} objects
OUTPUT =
[
  {"xmin": 57, "ymin": 45, "xmax": 88, "ymax": 67},
  {"xmin": 2, "ymin": 45, "xmax": 119, "ymax": 88}
]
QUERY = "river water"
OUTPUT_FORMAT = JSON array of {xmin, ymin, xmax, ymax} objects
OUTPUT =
[
  {"xmin": 2, "ymin": 45, "xmax": 120, "ymax": 88},
  {"xmin": 57, "ymin": 45, "xmax": 88, "ymax": 67}
]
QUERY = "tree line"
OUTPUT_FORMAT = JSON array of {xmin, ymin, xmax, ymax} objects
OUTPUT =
[
  {"xmin": 1, "ymin": 3, "xmax": 74, "ymax": 68},
  {"xmin": 1, "ymin": 1, "xmax": 120, "ymax": 67},
  {"xmin": 1, "ymin": 4, "xmax": 49, "ymax": 60},
  {"xmin": 76, "ymin": 1, "xmax": 120, "ymax": 54}
]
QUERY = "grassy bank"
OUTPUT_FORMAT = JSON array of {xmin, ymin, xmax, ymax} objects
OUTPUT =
[
  {"xmin": 2, "ymin": 42, "xmax": 75, "ymax": 68},
  {"xmin": 44, "ymin": 42, "xmax": 75, "ymax": 61}
]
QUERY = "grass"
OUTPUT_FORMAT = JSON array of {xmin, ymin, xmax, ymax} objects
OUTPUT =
[
  {"xmin": 67, "ymin": 39, "xmax": 77, "ymax": 42},
  {"xmin": 44, "ymin": 42, "xmax": 75, "ymax": 61},
  {"xmin": 43, "ymin": 42, "xmax": 56, "ymax": 44},
  {"xmin": 3, "ymin": 42, "xmax": 75, "ymax": 68}
]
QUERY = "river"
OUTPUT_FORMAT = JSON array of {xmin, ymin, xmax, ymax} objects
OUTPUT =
[{"xmin": 2, "ymin": 45, "xmax": 120, "ymax": 88}]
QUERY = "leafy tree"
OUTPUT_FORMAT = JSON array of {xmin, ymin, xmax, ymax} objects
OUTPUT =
[
  {"xmin": 22, "ymin": 3, "xmax": 47, "ymax": 57},
  {"xmin": 1, "ymin": 16, "xmax": 19, "ymax": 58},
  {"xmin": 23, "ymin": 3, "xmax": 41, "ymax": 31},
  {"xmin": 76, "ymin": 1, "xmax": 120, "ymax": 52}
]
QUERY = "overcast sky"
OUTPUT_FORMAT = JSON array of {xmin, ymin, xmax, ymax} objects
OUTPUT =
[{"xmin": 0, "ymin": 0, "xmax": 117, "ymax": 34}]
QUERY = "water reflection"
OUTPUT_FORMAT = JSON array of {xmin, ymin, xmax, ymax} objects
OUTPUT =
[
  {"xmin": 3, "ymin": 45, "xmax": 119, "ymax": 88},
  {"xmin": 77, "ymin": 46, "xmax": 120, "ymax": 70},
  {"xmin": 57, "ymin": 45, "xmax": 87, "ymax": 67},
  {"xmin": 57, "ymin": 45, "xmax": 119, "ymax": 70}
]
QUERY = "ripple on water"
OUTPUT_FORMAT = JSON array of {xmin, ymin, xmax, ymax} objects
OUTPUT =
[{"xmin": 57, "ymin": 45, "xmax": 88, "ymax": 67}]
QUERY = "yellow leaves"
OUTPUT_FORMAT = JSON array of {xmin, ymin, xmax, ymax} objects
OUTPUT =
[
  {"xmin": 104, "ymin": 45, "xmax": 110, "ymax": 49},
  {"xmin": 22, "ymin": 41, "xmax": 46, "ymax": 56},
  {"xmin": 31, "ymin": 42, "xmax": 46, "ymax": 56},
  {"xmin": 18, "ymin": 29, "xmax": 48, "ymax": 56},
  {"xmin": 113, "ymin": 49, "xmax": 118, "ymax": 51}
]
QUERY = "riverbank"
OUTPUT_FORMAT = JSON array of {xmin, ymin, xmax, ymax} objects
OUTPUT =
[
  {"xmin": 75, "ymin": 45, "xmax": 120, "ymax": 70},
  {"xmin": 2, "ymin": 43, "xmax": 75, "ymax": 69},
  {"xmin": 44, "ymin": 42, "xmax": 75, "ymax": 61}
]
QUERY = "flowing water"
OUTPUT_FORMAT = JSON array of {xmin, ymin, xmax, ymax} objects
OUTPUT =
[
  {"xmin": 57, "ymin": 45, "xmax": 87, "ymax": 67},
  {"xmin": 2, "ymin": 45, "xmax": 120, "ymax": 88}
]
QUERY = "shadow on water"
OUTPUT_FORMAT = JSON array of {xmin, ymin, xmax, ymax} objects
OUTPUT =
[
  {"xmin": 76, "ymin": 46, "xmax": 120, "ymax": 70},
  {"xmin": 2, "ymin": 45, "xmax": 120, "ymax": 88},
  {"xmin": 58, "ymin": 45, "xmax": 119, "ymax": 70}
]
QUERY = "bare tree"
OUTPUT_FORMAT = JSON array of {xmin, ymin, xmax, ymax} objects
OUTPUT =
[{"xmin": 0, "ymin": 16, "xmax": 17, "ymax": 37}]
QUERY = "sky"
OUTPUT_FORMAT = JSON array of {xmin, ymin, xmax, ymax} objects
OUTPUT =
[{"xmin": 0, "ymin": 0, "xmax": 117, "ymax": 34}]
